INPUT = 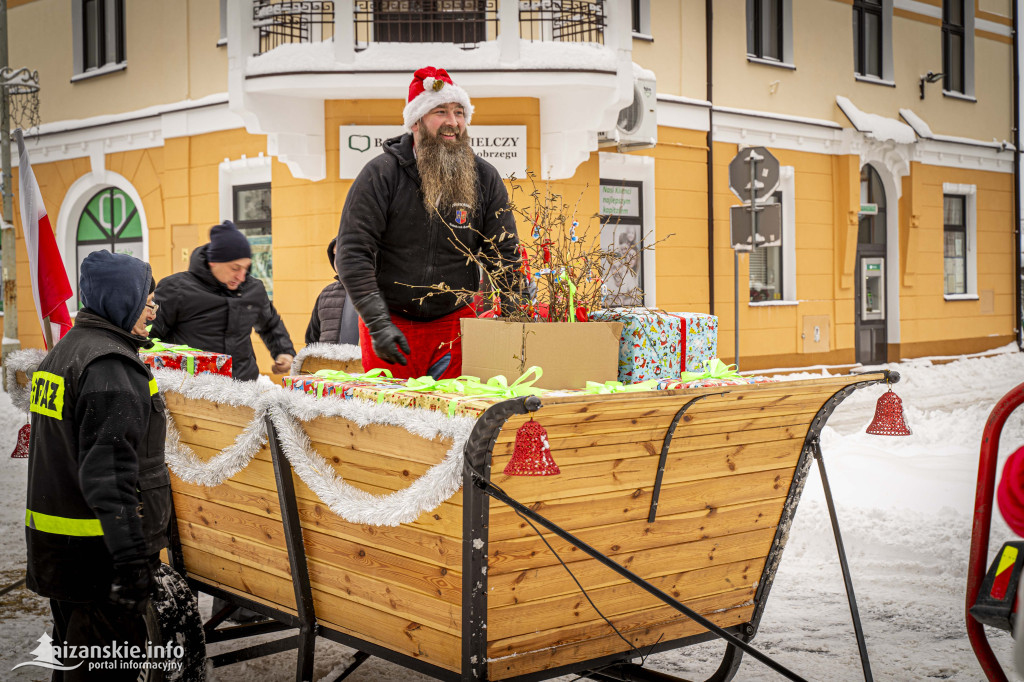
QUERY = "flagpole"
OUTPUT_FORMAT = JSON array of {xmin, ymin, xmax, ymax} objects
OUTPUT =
[
  {"xmin": 0, "ymin": 0, "xmax": 19, "ymax": 389},
  {"xmin": 41, "ymin": 314, "xmax": 51, "ymax": 349}
]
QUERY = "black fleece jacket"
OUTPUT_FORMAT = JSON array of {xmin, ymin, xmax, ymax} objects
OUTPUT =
[
  {"xmin": 151, "ymin": 245, "xmax": 295, "ymax": 380},
  {"xmin": 26, "ymin": 311, "xmax": 170, "ymax": 602},
  {"xmin": 336, "ymin": 133, "xmax": 520, "ymax": 321}
]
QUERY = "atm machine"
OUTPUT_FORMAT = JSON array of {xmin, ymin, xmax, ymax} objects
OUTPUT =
[{"xmin": 856, "ymin": 256, "xmax": 887, "ymax": 365}]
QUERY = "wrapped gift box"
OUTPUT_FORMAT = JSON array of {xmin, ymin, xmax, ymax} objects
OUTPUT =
[
  {"xmin": 589, "ymin": 309, "xmax": 682, "ymax": 383},
  {"xmin": 674, "ymin": 312, "xmax": 718, "ymax": 374},
  {"xmin": 140, "ymin": 347, "xmax": 232, "ymax": 377},
  {"xmin": 346, "ymin": 384, "xmax": 500, "ymax": 418}
]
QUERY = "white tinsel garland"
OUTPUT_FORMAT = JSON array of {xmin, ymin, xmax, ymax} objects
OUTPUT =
[
  {"xmin": 155, "ymin": 369, "xmax": 276, "ymax": 487},
  {"xmin": 5, "ymin": 348, "xmax": 46, "ymax": 414},
  {"xmin": 266, "ymin": 388, "xmax": 475, "ymax": 527},
  {"xmin": 290, "ymin": 342, "xmax": 361, "ymax": 376}
]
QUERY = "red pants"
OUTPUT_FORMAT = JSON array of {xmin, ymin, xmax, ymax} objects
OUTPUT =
[{"xmin": 359, "ymin": 306, "xmax": 475, "ymax": 380}]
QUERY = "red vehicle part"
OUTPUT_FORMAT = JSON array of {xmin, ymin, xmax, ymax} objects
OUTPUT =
[{"xmin": 967, "ymin": 381, "xmax": 1024, "ymax": 681}]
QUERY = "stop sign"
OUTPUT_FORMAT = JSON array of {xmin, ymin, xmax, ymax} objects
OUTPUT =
[{"xmin": 728, "ymin": 146, "xmax": 780, "ymax": 202}]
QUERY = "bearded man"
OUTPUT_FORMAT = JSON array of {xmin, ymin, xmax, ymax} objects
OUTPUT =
[{"xmin": 336, "ymin": 66, "xmax": 521, "ymax": 379}]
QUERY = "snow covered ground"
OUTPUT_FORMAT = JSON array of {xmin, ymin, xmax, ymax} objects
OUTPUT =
[{"xmin": 2, "ymin": 348, "xmax": 1024, "ymax": 680}]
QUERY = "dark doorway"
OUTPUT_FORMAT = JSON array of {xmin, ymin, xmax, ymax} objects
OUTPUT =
[{"xmin": 855, "ymin": 165, "xmax": 888, "ymax": 365}]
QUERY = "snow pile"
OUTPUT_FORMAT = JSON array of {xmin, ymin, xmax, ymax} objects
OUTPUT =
[{"xmin": 836, "ymin": 95, "xmax": 916, "ymax": 145}]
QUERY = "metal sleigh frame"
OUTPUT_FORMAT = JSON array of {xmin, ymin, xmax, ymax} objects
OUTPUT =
[{"xmin": 164, "ymin": 370, "xmax": 897, "ymax": 682}]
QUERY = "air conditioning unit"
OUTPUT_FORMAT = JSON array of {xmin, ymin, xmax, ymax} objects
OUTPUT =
[{"xmin": 599, "ymin": 77, "xmax": 657, "ymax": 151}]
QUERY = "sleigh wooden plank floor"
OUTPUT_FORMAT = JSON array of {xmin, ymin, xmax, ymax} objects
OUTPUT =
[{"xmin": 159, "ymin": 369, "xmax": 895, "ymax": 682}]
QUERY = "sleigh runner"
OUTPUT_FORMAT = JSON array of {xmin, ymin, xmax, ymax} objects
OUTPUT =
[{"xmin": 152, "ymin": 366, "xmax": 893, "ymax": 681}]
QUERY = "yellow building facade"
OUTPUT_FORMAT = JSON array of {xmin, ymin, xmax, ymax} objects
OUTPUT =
[{"xmin": 6, "ymin": 0, "xmax": 1019, "ymax": 373}]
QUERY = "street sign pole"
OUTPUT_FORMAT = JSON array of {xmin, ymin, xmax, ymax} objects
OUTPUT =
[{"xmin": 727, "ymin": 146, "xmax": 780, "ymax": 372}]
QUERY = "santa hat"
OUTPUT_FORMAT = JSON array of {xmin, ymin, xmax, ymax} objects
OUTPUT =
[{"xmin": 403, "ymin": 66, "xmax": 474, "ymax": 132}]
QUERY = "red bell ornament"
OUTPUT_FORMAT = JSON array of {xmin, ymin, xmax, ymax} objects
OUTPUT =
[
  {"xmin": 504, "ymin": 419, "xmax": 560, "ymax": 476},
  {"xmin": 866, "ymin": 388, "xmax": 912, "ymax": 436},
  {"xmin": 10, "ymin": 423, "xmax": 30, "ymax": 458}
]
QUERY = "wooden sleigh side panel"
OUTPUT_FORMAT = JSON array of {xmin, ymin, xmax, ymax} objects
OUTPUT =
[
  {"xmin": 163, "ymin": 393, "xmax": 300, "ymax": 617},
  {"xmin": 295, "ymin": 417, "xmax": 465, "ymax": 672},
  {"xmin": 481, "ymin": 375, "xmax": 880, "ymax": 680}
]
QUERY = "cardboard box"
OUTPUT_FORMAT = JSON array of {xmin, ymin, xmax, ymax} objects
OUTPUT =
[{"xmin": 460, "ymin": 318, "xmax": 623, "ymax": 390}]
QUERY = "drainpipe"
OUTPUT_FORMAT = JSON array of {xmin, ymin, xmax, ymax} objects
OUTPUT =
[
  {"xmin": 705, "ymin": 0, "xmax": 715, "ymax": 316},
  {"xmin": 1014, "ymin": 0, "xmax": 1022, "ymax": 351}
]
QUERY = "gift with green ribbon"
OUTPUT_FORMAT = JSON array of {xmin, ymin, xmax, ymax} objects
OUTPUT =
[
  {"xmin": 139, "ymin": 338, "xmax": 232, "ymax": 377},
  {"xmin": 656, "ymin": 359, "xmax": 744, "ymax": 390}
]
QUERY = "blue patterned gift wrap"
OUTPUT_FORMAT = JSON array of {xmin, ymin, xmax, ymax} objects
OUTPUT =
[
  {"xmin": 671, "ymin": 311, "xmax": 718, "ymax": 373},
  {"xmin": 590, "ymin": 309, "xmax": 682, "ymax": 383}
]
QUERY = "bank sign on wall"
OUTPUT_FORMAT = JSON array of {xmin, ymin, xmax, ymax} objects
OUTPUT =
[{"xmin": 339, "ymin": 125, "xmax": 527, "ymax": 180}]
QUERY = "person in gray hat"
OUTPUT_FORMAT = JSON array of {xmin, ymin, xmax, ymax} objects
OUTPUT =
[{"xmin": 151, "ymin": 220, "xmax": 295, "ymax": 380}]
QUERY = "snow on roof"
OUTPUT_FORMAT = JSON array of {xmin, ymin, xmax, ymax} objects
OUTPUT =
[
  {"xmin": 246, "ymin": 39, "xmax": 619, "ymax": 76},
  {"xmin": 899, "ymin": 107, "xmax": 1013, "ymax": 151},
  {"xmin": 835, "ymin": 95, "xmax": 916, "ymax": 145}
]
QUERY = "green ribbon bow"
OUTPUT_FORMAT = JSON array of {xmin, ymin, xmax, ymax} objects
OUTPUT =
[
  {"xmin": 312, "ymin": 368, "xmax": 395, "ymax": 397},
  {"xmin": 462, "ymin": 366, "xmax": 547, "ymax": 398},
  {"xmin": 673, "ymin": 358, "xmax": 742, "ymax": 384},
  {"xmin": 558, "ymin": 271, "xmax": 577, "ymax": 323},
  {"xmin": 140, "ymin": 338, "xmax": 204, "ymax": 374},
  {"xmin": 583, "ymin": 379, "xmax": 661, "ymax": 394}
]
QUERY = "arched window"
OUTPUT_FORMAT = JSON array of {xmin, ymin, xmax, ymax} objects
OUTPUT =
[
  {"xmin": 75, "ymin": 187, "xmax": 143, "ymax": 307},
  {"xmin": 858, "ymin": 165, "xmax": 886, "ymax": 246}
]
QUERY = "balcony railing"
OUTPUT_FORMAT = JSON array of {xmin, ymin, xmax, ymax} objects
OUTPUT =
[
  {"xmin": 254, "ymin": 1, "xmax": 336, "ymax": 54},
  {"xmin": 251, "ymin": 0, "xmax": 606, "ymax": 56}
]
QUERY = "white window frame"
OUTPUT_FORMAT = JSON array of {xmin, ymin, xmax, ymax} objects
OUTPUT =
[
  {"xmin": 219, "ymin": 153, "xmax": 272, "ymax": 223},
  {"xmin": 598, "ymin": 152, "xmax": 657, "ymax": 307},
  {"xmin": 853, "ymin": 0, "xmax": 894, "ymax": 85},
  {"xmin": 942, "ymin": 182, "xmax": 977, "ymax": 299},
  {"xmin": 56, "ymin": 170, "xmax": 149, "ymax": 311},
  {"xmin": 219, "ymin": 0, "xmax": 228, "ymax": 46},
  {"xmin": 749, "ymin": 165, "xmax": 796, "ymax": 306},
  {"xmin": 745, "ymin": 0, "xmax": 794, "ymax": 68},
  {"xmin": 631, "ymin": 0, "xmax": 651, "ymax": 40},
  {"xmin": 942, "ymin": 0, "xmax": 975, "ymax": 99},
  {"xmin": 71, "ymin": 0, "xmax": 127, "ymax": 81}
]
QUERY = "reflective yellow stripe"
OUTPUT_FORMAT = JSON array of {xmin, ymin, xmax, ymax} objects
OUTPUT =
[
  {"xmin": 149, "ymin": 378, "xmax": 158, "ymax": 396},
  {"xmin": 25, "ymin": 509, "xmax": 104, "ymax": 537}
]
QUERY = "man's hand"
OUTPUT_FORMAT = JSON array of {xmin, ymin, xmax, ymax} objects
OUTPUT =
[
  {"xmin": 272, "ymin": 354, "xmax": 294, "ymax": 374},
  {"xmin": 352, "ymin": 292, "xmax": 411, "ymax": 366},
  {"xmin": 108, "ymin": 559, "xmax": 155, "ymax": 613}
]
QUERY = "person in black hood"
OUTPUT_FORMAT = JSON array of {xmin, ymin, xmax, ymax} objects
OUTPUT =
[
  {"xmin": 26, "ymin": 250, "xmax": 174, "ymax": 678},
  {"xmin": 305, "ymin": 237, "xmax": 360, "ymax": 346},
  {"xmin": 336, "ymin": 66, "xmax": 521, "ymax": 380},
  {"xmin": 151, "ymin": 221, "xmax": 296, "ymax": 380}
]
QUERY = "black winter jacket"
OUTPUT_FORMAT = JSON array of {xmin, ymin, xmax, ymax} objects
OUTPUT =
[
  {"xmin": 337, "ymin": 133, "xmax": 520, "ymax": 321},
  {"xmin": 26, "ymin": 311, "xmax": 170, "ymax": 603},
  {"xmin": 151, "ymin": 245, "xmax": 296, "ymax": 380},
  {"xmin": 305, "ymin": 278, "xmax": 360, "ymax": 345}
]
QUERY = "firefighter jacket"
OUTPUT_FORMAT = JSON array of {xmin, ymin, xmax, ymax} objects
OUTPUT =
[{"xmin": 26, "ymin": 311, "xmax": 171, "ymax": 603}]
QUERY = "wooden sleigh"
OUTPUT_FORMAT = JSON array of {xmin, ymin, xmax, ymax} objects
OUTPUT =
[{"xmin": 158, "ymin": 364, "xmax": 896, "ymax": 682}]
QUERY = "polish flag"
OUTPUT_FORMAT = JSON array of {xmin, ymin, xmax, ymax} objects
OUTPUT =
[{"xmin": 16, "ymin": 130, "xmax": 72, "ymax": 348}]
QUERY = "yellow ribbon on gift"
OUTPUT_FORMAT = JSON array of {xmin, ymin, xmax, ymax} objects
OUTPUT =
[{"xmin": 583, "ymin": 379, "xmax": 661, "ymax": 394}]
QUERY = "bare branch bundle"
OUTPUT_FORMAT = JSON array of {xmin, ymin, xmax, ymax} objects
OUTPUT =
[{"xmin": 398, "ymin": 172, "xmax": 667, "ymax": 323}]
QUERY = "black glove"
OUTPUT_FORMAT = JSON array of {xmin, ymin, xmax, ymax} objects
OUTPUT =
[
  {"xmin": 108, "ymin": 559, "xmax": 155, "ymax": 613},
  {"xmin": 353, "ymin": 292, "xmax": 410, "ymax": 366}
]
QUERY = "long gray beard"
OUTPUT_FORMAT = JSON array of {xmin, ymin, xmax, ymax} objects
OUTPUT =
[{"xmin": 417, "ymin": 128, "xmax": 479, "ymax": 218}]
